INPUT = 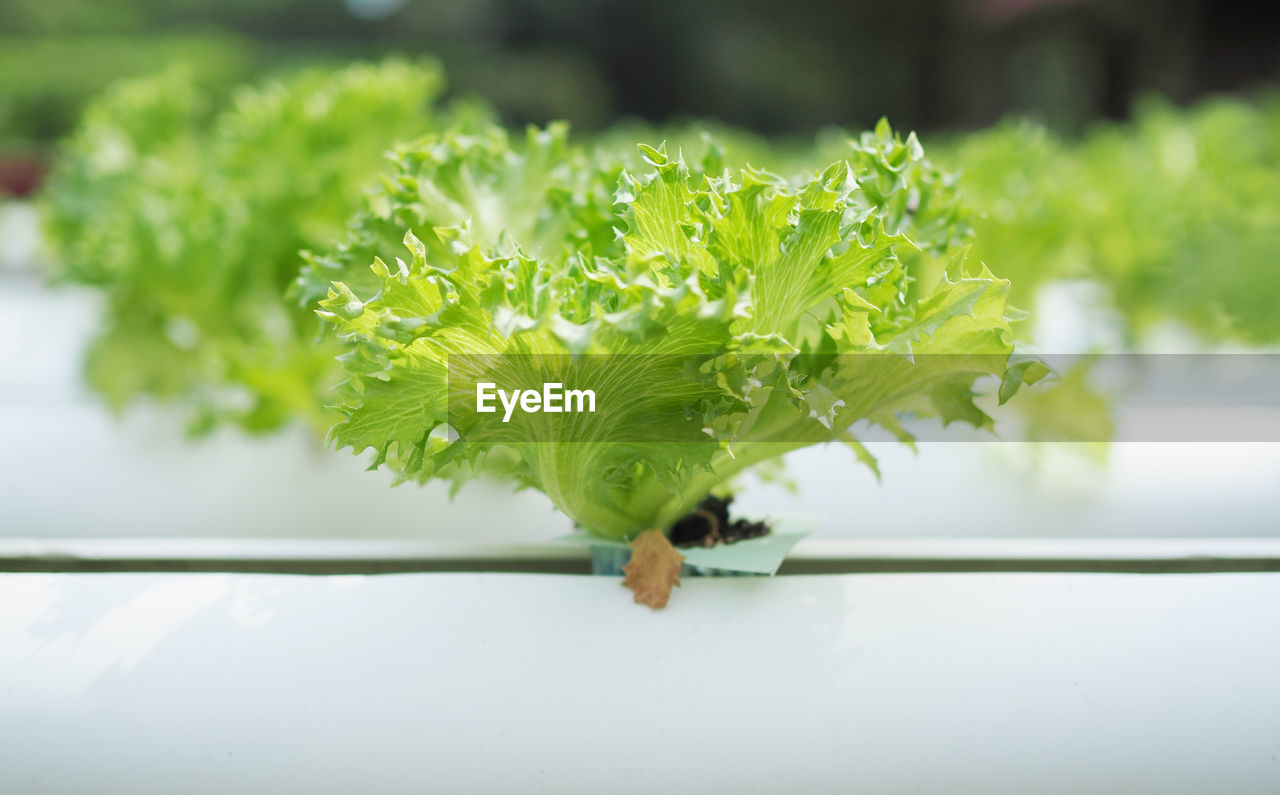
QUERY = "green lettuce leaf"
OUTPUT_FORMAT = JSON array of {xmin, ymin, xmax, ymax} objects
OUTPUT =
[
  {"xmin": 320, "ymin": 122, "xmax": 1038, "ymax": 539},
  {"xmin": 40, "ymin": 59, "xmax": 446, "ymax": 435}
]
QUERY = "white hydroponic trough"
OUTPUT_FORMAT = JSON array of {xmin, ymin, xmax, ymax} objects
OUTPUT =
[{"xmin": 2, "ymin": 539, "xmax": 1279, "ymax": 793}]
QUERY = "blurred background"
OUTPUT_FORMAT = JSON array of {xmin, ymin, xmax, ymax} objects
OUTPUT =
[
  {"xmin": 4, "ymin": 0, "xmax": 1279, "ymax": 151},
  {"xmin": 3, "ymin": 0, "xmax": 1279, "ymax": 542}
]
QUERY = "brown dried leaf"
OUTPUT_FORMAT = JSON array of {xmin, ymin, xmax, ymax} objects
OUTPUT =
[{"xmin": 622, "ymin": 529, "xmax": 685, "ymax": 609}]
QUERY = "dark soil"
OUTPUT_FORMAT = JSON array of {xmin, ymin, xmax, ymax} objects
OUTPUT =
[{"xmin": 667, "ymin": 495, "xmax": 770, "ymax": 548}]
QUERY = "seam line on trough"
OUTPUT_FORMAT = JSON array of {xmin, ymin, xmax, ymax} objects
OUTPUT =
[{"xmin": 3, "ymin": 557, "xmax": 1280, "ymax": 575}]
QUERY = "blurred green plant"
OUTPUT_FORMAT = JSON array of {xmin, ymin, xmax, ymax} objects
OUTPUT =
[
  {"xmin": 40, "ymin": 59, "xmax": 447, "ymax": 434},
  {"xmin": 941, "ymin": 94, "xmax": 1280, "ymax": 346}
]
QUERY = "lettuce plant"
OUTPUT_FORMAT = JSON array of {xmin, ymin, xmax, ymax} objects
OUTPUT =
[
  {"xmin": 319, "ymin": 121, "xmax": 1042, "ymax": 540},
  {"xmin": 1073, "ymin": 96, "xmax": 1280, "ymax": 344},
  {"xmin": 295, "ymin": 122, "xmax": 618, "ymax": 311},
  {"xmin": 40, "ymin": 59, "xmax": 445, "ymax": 434},
  {"xmin": 944, "ymin": 95, "xmax": 1280, "ymax": 345}
]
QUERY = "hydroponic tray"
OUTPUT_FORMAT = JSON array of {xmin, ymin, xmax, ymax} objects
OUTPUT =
[{"xmin": 3, "ymin": 540, "xmax": 1279, "ymax": 793}]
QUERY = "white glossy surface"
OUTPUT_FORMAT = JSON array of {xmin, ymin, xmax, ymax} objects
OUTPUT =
[{"xmin": 4, "ymin": 571, "xmax": 1280, "ymax": 792}]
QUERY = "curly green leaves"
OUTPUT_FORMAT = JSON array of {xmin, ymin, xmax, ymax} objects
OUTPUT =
[
  {"xmin": 40, "ymin": 59, "xmax": 444, "ymax": 436},
  {"xmin": 321, "ymin": 128, "xmax": 1037, "ymax": 539},
  {"xmin": 295, "ymin": 122, "xmax": 620, "ymax": 308}
]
